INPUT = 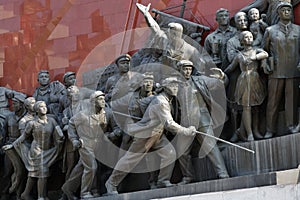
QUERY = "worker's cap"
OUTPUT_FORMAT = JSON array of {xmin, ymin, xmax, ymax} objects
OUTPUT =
[
  {"xmin": 90, "ymin": 91, "xmax": 105, "ymax": 101},
  {"xmin": 177, "ymin": 60, "xmax": 194, "ymax": 69},
  {"xmin": 168, "ymin": 22, "xmax": 183, "ymax": 32},
  {"xmin": 161, "ymin": 77, "xmax": 181, "ymax": 87},
  {"xmin": 142, "ymin": 72, "xmax": 154, "ymax": 80}
]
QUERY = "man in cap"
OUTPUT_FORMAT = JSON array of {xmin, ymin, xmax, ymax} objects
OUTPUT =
[
  {"xmin": 262, "ymin": 2, "xmax": 300, "ymax": 137},
  {"xmin": 1, "ymin": 94, "xmax": 27, "ymax": 200},
  {"xmin": 63, "ymin": 91, "xmax": 121, "ymax": 199},
  {"xmin": 0, "ymin": 87, "xmax": 26, "ymax": 136},
  {"xmin": 175, "ymin": 60, "xmax": 229, "ymax": 184},
  {"xmin": 105, "ymin": 54, "xmax": 133, "ymax": 102},
  {"xmin": 136, "ymin": 3, "xmax": 209, "ymax": 71},
  {"xmin": 60, "ymin": 71, "xmax": 93, "ymax": 113},
  {"xmin": 111, "ymin": 72, "xmax": 155, "ymax": 152},
  {"xmin": 59, "ymin": 86, "xmax": 85, "ymax": 200},
  {"xmin": 110, "ymin": 72, "xmax": 156, "ymax": 190},
  {"xmin": 105, "ymin": 77, "xmax": 196, "ymax": 195},
  {"xmin": 63, "ymin": 72, "xmax": 76, "ymax": 88},
  {"xmin": 59, "ymin": 71, "xmax": 76, "ymax": 115}
]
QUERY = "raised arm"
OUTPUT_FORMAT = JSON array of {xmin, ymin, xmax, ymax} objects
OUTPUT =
[{"xmin": 136, "ymin": 3, "xmax": 161, "ymax": 34}]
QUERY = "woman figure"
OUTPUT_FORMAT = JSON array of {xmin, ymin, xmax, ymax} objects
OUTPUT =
[
  {"xmin": 14, "ymin": 101, "xmax": 64, "ymax": 200},
  {"xmin": 225, "ymin": 31, "xmax": 268, "ymax": 141}
]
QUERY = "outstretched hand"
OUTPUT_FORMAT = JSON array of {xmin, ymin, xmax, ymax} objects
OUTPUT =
[
  {"xmin": 136, "ymin": 3, "xmax": 151, "ymax": 14},
  {"xmin": 209, "ymin": 68, "xmax": 224, "ymax": 79}
]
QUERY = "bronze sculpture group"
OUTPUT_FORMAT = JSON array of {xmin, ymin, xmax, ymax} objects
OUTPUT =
[{"xmin": 0, "ymin": 1, "xmax": 299, "ymax": 199}]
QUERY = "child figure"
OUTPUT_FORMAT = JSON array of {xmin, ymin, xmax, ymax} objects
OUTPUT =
[
  {"xmin": 248, "ymin": 8, "xmax": 268, "ymax": 46},
  {"xmin": 225, "ymin": 31, "xmax": 268, "ymax": 141}
]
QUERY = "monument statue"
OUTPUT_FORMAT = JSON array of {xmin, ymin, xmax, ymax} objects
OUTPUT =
[
  {"xmin": 225, "ymin": 31, "xmax": 269, "ymax": 141},
  {"xmin": 262, "ymin": 2, "xmax": 300, "ymax": 138},
  {"xmin": 105, "ymin": 77, "xmax": 196, "ymax": 195},
  {"xmin": 240, "ymin": 0, "xmax": 300, "ymax": 25},
  {"xmin": 33, "ymin": 70, "xmax": 65, "ymax": 118},
  {"xmin": 204, "ymin": 8, "xmax": 237, "ymax": 70},
  {"xmin": 175, "ymin": 60, "xmax": 229, "ymax": 185},
  {"xmin": 226, "ymin": 11, "xmax": 249, "ymax": 140},
  {"xmin": 62, "ymin": 91, "xmax": 121, "ymax": 199},
  {"xmin": 1, "ymin": 95, "xmax": 27, "ymax": 200},
  {"xmin": 13, "ymin": 101, "xmax": 64, "ymax": 200},
  {"xmin": 247, "ymin": 8, "xmax": 268, "ymax": 46},
  {"xmin": 104, "ymin": 54, "xmax": 134, "ymax": 102},
  {"xmin": 136, "ymin": 3, "xmax": 209, "ymax": 72},
  {"xmin": 111, "ymin": 72, "xmax": 155, "ymax": 153}
]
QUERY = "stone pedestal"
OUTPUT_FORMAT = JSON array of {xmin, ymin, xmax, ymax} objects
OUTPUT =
[{"xmin": 194, "ymin": 133, "xmax": 300, "ymax": 181}]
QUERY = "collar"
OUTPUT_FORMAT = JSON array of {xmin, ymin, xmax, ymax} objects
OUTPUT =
[
  {"xmin": 37, "ymin": 116, "xmax": 48, "ymax": 124},
  {"xmin": 91, "ymin": 108, "xmax": 106, "ymax": 119},
  {"xmin": 215, "ymin": 26, "xmax": 235, "ymax": 33},
  {"xmin": 278, "ymin": 21, "xmax": 292, "ymax": 30},
  {"xmin": 95, "ymin": 108, "xmax": 106, "ymax": 115},
  {"xmin": 38, "ymin": 84, "xmax": 50, "ymax": 91}
]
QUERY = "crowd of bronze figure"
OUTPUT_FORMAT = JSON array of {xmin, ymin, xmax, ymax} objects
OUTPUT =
[{"xmin": 0, "ymin": 1, "xmax": 299, "ymax": 200}]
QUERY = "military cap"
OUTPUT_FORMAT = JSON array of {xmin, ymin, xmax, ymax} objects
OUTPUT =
[
  {"xmin": 277, "ymin": 2, "xmax": 292, "ymax": 12},
  {"xmin": 12, "ymin": 93, "xmax": 27, "ymax": 103},
  {"xmin": 115, "ymin": 54, "xmax": 131, "ymax": 64},
  {"xmin": 63, "ymin": 71, "xmax": 76, "ymax": 82}
]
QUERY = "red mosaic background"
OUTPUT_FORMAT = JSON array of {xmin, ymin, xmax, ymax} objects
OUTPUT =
[{"xmin": 0, "ymin": 0, "xmax": 299, "ymax": 95}]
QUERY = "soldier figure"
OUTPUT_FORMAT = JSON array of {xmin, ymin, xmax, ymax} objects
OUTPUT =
[
  {"xmin": 262, "ymin": 2, "xmax": 300, "ymax": 137},
  {"xmin": 104, "ymin": 54, "xmax": 133, "ymax": 102},
  {"xmin": 105, "ymin": 77, "xmax": 196, "ymax": 195},
  {"xmin": 136, "ymin": 3, "xmax": 208, "ymax": 72},
  {"xmin": 176, "ymin": 60, "xmax": 229, "ymax": 184}
]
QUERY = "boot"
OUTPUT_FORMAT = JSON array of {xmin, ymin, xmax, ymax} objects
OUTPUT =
[{"xmin": 104, "ymin": 180, "xmax": 118, "ymax": 195}]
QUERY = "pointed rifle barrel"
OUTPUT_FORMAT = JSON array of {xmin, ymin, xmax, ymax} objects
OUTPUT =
[
  {"xmin": 194, "ymin": 130, "xmax": 255, "ymax": 154},
  {"xmin": 112, "ymin": 111, "xmax": 142, "ymax": 121},
  {"xmin": 112, "ymin": 111, "xmax": 254, "ymax": 153}
]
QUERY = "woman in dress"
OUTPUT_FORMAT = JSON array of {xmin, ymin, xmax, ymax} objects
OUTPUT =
[
  {"xmin": 14, "ymin": 101, "xmax": 64, "ymax": 200},
  {"xmin": 225, "ymin": 31, "xmax": 268, "ymax": 141}
]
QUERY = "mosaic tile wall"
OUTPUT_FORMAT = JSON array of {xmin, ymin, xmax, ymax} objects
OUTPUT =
[{"xmin": 1, "ymin": 0, "xmax": 298, "ymax": 95}]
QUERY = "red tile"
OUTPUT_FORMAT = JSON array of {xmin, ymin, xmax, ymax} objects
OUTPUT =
[
  {"xmin": 69, "ymin": 18, "xmax": 92, "ymax": 36},
  {"xmin": 52, "ymin": 36, "xmax": 76, "ymax": 53}
]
